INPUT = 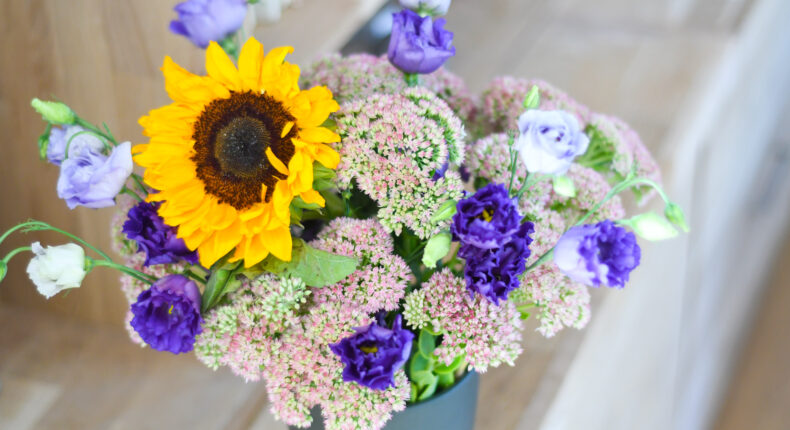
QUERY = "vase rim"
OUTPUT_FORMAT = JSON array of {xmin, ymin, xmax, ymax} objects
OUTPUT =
[{"xmin": 405, "ymin": 370, "xmax": 477, "ymax": 409}]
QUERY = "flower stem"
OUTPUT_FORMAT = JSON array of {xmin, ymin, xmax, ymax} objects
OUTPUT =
[
  {"xmin": 9, "ymin": 220, "xmax": 113, "ymax": 262},
  {"xmin": 523, "ymin": 249, "xmax": 553, "ymax": 273},
  {"xmin": 130, "ymin": 173, "xmax": 148, "ymax": 196},
  {"xmin": 75, "ymin": 118, "xmax": 117, "ymax": 145},
  {"xmin": 404, "ymin": 73, "xmax": 420, "ymax": 87},
  {"xmin": 2, "ymin": 246, "xmax": 32, "ymax": 264},
  {"xmin": 120, "ymin": 186, "xmax": 144, "ymax": 202},
  {"xmin": 90, "ymin": 258, "xmax": 156, "ymax": 284}
]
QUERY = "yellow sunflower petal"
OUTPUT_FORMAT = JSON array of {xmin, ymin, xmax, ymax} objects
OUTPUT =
[
  {"xmin": 206, "ymin": 41, "xmax": 242, "ymax": 91},
  {"xmin": 300, "ymin": 189, "xmax": 325, "ymax": 206},
  {"xmin": 237, "ymin": 38, "xmax": 265, "ymax": 91},
  {"xmin": 198, "ymin": 220, "xmax": 242, "ymax": 267},
  {"xmin": 266, "ymin": 147, "xmax": 289, "ymax": 175},
  {"xmin": 264, "ymin": 226, "xmax": 292, "ymax": 261},
  {"xmin": 243, "ymin": 234, "xmax": 271, "ymax": 267},
  {"xmin": 300, "ymin": 126, "xmax": 340, "ymax": 144},
  {"xmin": 163, "ymin": 56, "xmax": 228, "ymax": 106}
]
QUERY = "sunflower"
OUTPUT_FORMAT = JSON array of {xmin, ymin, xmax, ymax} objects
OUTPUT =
[{"xmin": 134, "ymin": 38, "xmax": 340, "ymax": 268}]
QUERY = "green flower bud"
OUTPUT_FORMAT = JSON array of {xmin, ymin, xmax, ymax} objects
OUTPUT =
[
  {"xmin": 552, "ymin": 175, "xmax": 576, "ymax": 197},
  {"xmin": 430, "ymin": 199, "xmax": 457, "ymax": 223},
  {"xmin": 0, "ymin": 260, "xmax": 7, "ymax": 283},
  {"xmin": 30, "ymin": 98, "xmax": 76, "ymax": 125},
  {"xmin": 523, "ymin": 85, "xmax": 540, "ymax": 110},
  {"xmin": 38, "ymin": 126, "xmax": 51, "ymax": 160},
  {"xmin": 422, "ymin": 231, "xmax": 452, "ymax": 268},
  {"xmin": 664, "ymin": 202, "xmax": 689, "ymax": 233},
  {"xmin": 621, "ymin": 212, "xmax": 678, "ymax": 241}
]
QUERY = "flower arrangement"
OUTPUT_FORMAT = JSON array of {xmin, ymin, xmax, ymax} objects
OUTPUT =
[{"xmin": 0, "ymin": 1, "xmax": 687, "ymax": 429}]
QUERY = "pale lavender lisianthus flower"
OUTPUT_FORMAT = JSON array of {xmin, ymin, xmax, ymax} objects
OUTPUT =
[
  {"xmin": 169, "ymin": 0, "xmax": 247, "ymax": 49},
  {"xmin": 387, "ymin": 9, "xmax": 455, "ymax": 75},
  {"xmin": 399, "ymin": 0, "xmax": 452, "ymax": 15},
  {"xmin": 553, "ymin": 220, "xmax": 641, "ymax": 289},
  {"xmin": 47, "ymin": 125, "xmax": 104, "ymax": 166},
  {"xmin": 56, "ymin": 141, "xmax": 133, "ymax": 209},
  {"xmin": 516, "ymin": 109, "xmax": 590, "ymax": 175}
]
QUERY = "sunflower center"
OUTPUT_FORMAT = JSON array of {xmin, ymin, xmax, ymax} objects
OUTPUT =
[
  {"xmin": 192, "ymin": 91, "xmax": 298, "ymax": 210},
  {"xmin": 214, "ymin": 116, "xmax": 271, "ymax": 179}
]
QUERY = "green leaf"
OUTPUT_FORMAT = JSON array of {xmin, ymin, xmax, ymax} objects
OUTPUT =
[
  {"xmin": 411, "ymin": 370, "xmax": 437, "ymax": 388},
  {"xmin": 410, "ymin": 382, "xmax": 419, "ymax": 402},
  {"xmin": 201, "ymin": 258, "xmax": 243, "ymax": 312},
  {"xmin": 434, "ymin": 354, "xmax": 465, "ymax": 374},
  {"xmin": 516, "ymin": 303, "xmax": 535, "ymax": 321},
  {"xmin": 437, "ymin": 372, "xmax": 455, "ymax": 389},
  {"xmin": 417, "ymin": 376, "xmax": 439, "ymax": 401},
  {"xmin": 418, "ymin": 329, "xmax": 436, "ymax": 359},
  {"xmin": 409, "ymin": 352, "xmax": 434, "ymax": 375},
  {"xmin": 286, "ymin": 240, "xmax": 358, "ymax": 287}
]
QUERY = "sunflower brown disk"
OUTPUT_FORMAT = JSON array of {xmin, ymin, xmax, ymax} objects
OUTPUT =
[{"xmin": 192, "ymin": 91, "xmax": 298, "ymax": 210}]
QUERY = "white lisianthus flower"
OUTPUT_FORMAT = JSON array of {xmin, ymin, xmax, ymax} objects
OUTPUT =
[
  {"xmin": 516, "ymin": 109, "xmax": 590, "ymax": 175},
  {"xmin": 399, "ymin": 0, "xmax": 452, "ymax": 15},
  {"xmin": 26, "ymin": 242, "xmax": 87, "ymax": 298}
]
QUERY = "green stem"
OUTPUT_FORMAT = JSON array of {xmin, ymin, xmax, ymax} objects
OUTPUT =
[
  {"xmin": 64, "ymin": 129, "xmax": 112, "ymax": 158},
  {"xmin": 2, "ymin": 246, "xmax": 32, "ymax": 263},
  {"xmin": 523, "ymin": 249, "xmax": 554, "ymax": 273},
  {"xmin": 8, "ymin": 220, "xmax": 113, "ymax": 262},
  {"xmin": 506, "ymin": 135, "xmax": 518, "ymax": 194},
  {"xmin": 182, "ymin": 269, "xmax": 206, "ymax": 283},
  {"xmin": 515, "ymin": 173, "xmax": 549, "ymax": 201},
  {"xmin": 121, "ymin": 187, "xmax": 144, "ymax": 202},
  {"xmin": 404, "ymin": 73, "xmax": 420, "ymax": 87},
  {"xmin": 75, "ymin": 118, "xmax": 117, "ymax": 145},
  {"xmin": 90, "ymin": 259, "xmax": 156, "ymax": 284},
  {"xmin": 130, "ymin": 173, "xmax": 148, "ymax": 195}
]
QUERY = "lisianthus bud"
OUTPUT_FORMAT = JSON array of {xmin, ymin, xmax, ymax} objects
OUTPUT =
[
  {"xmin": 26, "ymin": 242, "xmax": 87, "ymax": 298},
  {"xmin": 621, "ymin": 212, "xmax": 678, "ymax": 241},
  {"xmin": 422, "ymin": 231, "xmax": 452, "ymax": 268},
  {"xmin": 523, "ymin": 85, "xmax": 540, "ymax": 110},
  {"xmin": 430, "ymin": 199, "xmax": 458, "ymax": 223},
  {"xmin": 552, "ymin": 175, "xmax": 576, "ymax": 197},
  {"xmin": 30, "ymin": 98, "xmax": 76, "ymax": 125},
  {"xmin": 664, "ymin": 202, "xmax": 689, "ymax": 232}
]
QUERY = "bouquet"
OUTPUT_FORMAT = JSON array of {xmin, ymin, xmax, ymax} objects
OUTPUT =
[{"xmin": 0, "ymin": 1, "xmax": 687, "ymax": 429}]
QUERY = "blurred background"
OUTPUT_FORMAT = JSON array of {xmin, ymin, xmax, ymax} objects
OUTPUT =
[{"xmin": 1, "ymin": 0, "xmax": 790, "ymax": 429}]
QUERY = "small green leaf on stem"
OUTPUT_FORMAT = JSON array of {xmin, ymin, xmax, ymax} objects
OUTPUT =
[
  {"xmin": 664, "ymin": 202, "xmax": 689, "ymax": 233},
  {"xmin": 418, "ymin": 329, "xmax": 437, "ymax": 359}
]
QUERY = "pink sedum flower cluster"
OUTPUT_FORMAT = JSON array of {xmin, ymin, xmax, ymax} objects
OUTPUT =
[
  {"xmin": 510, "ymin": 265, "xmax": 591, "ymax": 338},
  {"xmin": 335, "ymin": 87, "xmax": 466, "ymax": 238},
  {"xmin": 302, "ymin": 53, "xmax": 476, "ymax": 122},
  {"xmin": 194, "ymin": 218, "xmax": 412, "ymax": 430},
  {"xmin": 403, "ymin": 269, "xmax": 523, "ymax": 372}
]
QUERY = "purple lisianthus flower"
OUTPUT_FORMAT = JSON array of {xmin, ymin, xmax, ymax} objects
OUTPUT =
[
  {"xmin": 516, "ymin": 109, "xmax": 590, "ymax": 175},
  {"xmin": 123, "ymin": 201, "xmax": 199, "ymax": 266},
  {"xmin": 451, "ymin": 183, "xmax": 524, "ymax": 249},
  {"xmin": 169, "ymin": 0, "xmax": 247, "ymax": 49},
  {"xmin": 387, "ymin": 9, "xmax": 455, "ymax": 74},
  {"xmin": 554, "ymin": 220, "xmax": 641, "ymax": 288},
  {"xmin": 46, "ymin": 125, "xmax": 104, "ymax": 166},
  {"xmin": 56, "ymin": 141, "xmax": 133, "ymax": 209},
  {"xmin": 330, "ymin": 315, "xmax": 414, "ymax": 390},
  {"xmin": 462, "ymin": 223, "xmax": 533, "ymax": 304},
  {"xmin": 130, "ymin": 275, "xmax": 203, "ymax": 354}
]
